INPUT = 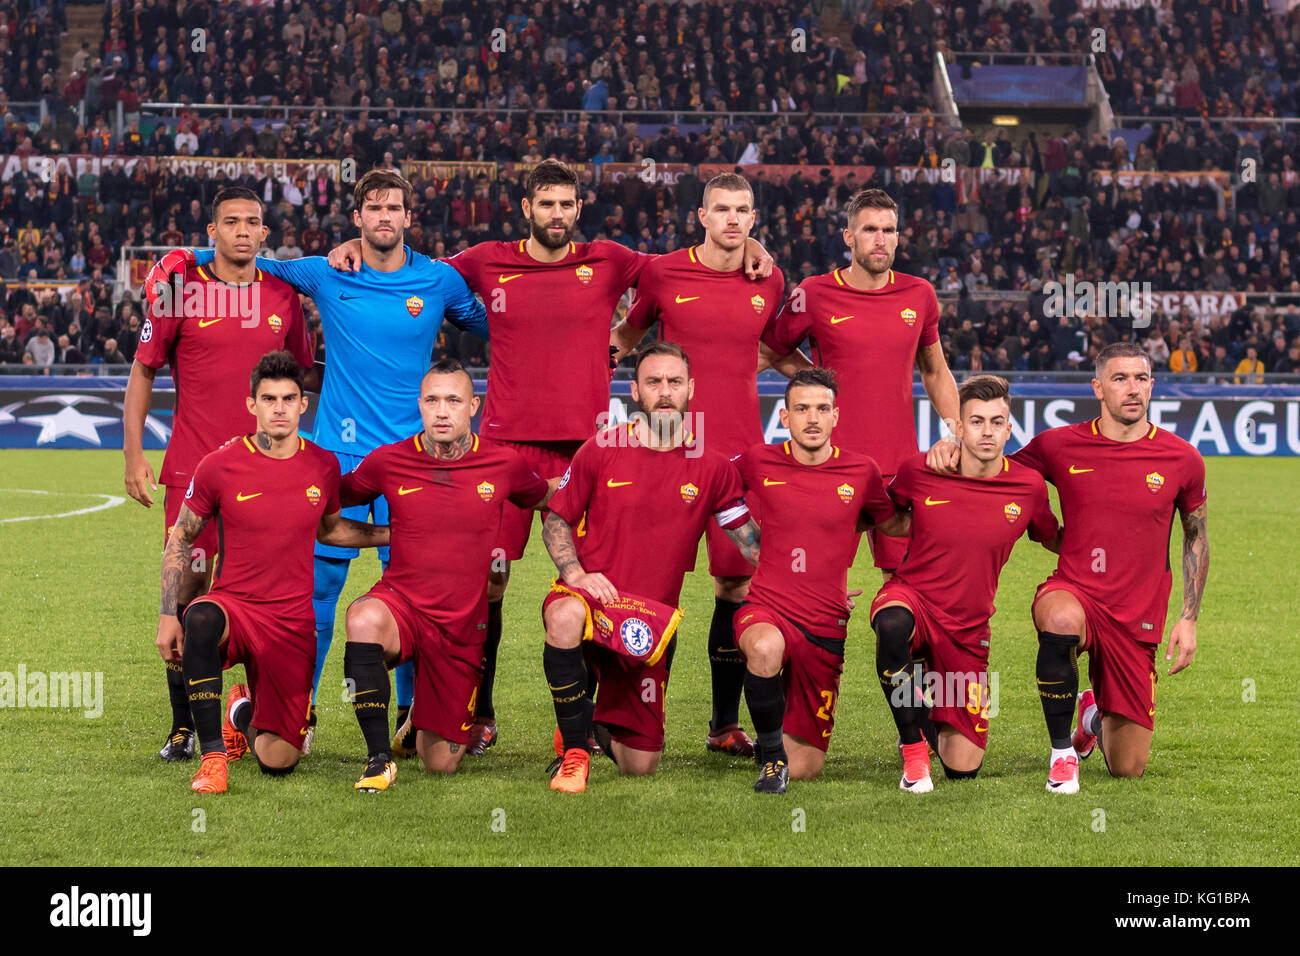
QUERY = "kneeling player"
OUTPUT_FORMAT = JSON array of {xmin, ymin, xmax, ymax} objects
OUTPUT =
[
  {"xmin": 339, "ymin": 360, "xmax": 556, "ymax": 791},
  {"xmin": 155, "ymin": 352, "xmax": 388, "ymax": 793},
  {"xmin": 871, "ymin": 375, "xmax": 1060, "ymax": 793},
  {"xmin": 733, "ymin": 369, "xmax": 902, "ymax": 793},
  {"xmin": 541, "ymin": 343, "xmax": 760, "ymax": 793}
]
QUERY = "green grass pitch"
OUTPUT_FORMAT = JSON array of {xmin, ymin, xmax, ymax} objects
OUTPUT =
[{"xmin": 1, "ymin": 450, "xmax": 1296, "ymax": 866}]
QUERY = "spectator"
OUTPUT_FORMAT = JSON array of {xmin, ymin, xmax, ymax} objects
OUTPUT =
[
  {"xmin": 1234, "ymin": 346, "xmax": 1266, "ymax": 385},
  {"xmin": 25, "ymin": 327, "xmax": 54, "ymax": 367},
  {"xmin": 1168, "ymin": 335, "xmax": 1198, "ymax": 374}
]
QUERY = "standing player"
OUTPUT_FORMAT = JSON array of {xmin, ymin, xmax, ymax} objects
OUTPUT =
[
  {"xmin": 994, "ymin": 344, "xmax": 1205, "ymax": 793},
  {"xmin": 872, "ymin": 375, "xmax": 1060, "ymax": 794},
  {"xmin": 541, "ymin": 342, "xmax": 761, "ymax": 793},
  {"xmin": 733, "ymin": 369, "xmax": 902, "ymax": 794},
  {"xmin": 329, "ymin": 159, "xmax": 773, "ymax": 755},
  {"xmin": 337, "ymin": 360, "xmax": 557, "ymax": 791},
  {"xmin": 758, "ymin": 188, "xmax": 959, "ymax": 578},
  {"xmin": 155, "ymin": 351, "xmax": 387, "ymax": 793},
  {"xmin": 127, "ymin": 186, "xmax": 313, "ymax": 762},
  {"xmin": 143, "ymin": 169, "xmax": 487, "ymax": 754},
  {"xmin": 609, "ymin": 171, "xmax": 800, "ymax": 758}
]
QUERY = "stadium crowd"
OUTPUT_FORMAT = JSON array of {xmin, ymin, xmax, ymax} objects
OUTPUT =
[{"xmin": 1, "ymin": 0, "xmax": 1298, "ymax": 375}]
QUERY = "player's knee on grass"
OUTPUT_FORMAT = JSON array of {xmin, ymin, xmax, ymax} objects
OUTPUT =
[
  {"xmin": 937, "ymin": 725, "xmax": 985, "ymax": 775},
  {"xmin": 487, "ymin": 565, "xmax": 510, "ymax": 602},
  {"xmin": 784, "ymin": 735, "xmax": 825, "ymax": 780},
  {"xmin": 738, "ymin": 624, "xmax": 784, "ymax": 678},
  {"xmin": 416, "ymin": 731, "xmax": 465, "ymax": 774},
  {"xmin": 543, "ymin": 596, "xmax": 586, "ymax": 649},
  {"xmin": 940, "ymin": 760, "xmax": 982, "ymax": 780},
  {"xmin": 1101, "ymin": 715, "xmax": 1151, "ymax": 778},
  {"xmin": 254, "ymin": 734, "xmax": 300, "ymax": 775},
  {"xmin": 611, "ymin": 741, "xmax": 660, "ymax": 776}
]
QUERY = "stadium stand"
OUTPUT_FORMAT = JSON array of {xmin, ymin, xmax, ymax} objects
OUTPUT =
[{"xmin": 1, "ymin": 0, "xmax": 1297, "ymax": 376}]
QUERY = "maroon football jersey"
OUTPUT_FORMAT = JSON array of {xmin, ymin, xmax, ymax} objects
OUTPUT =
[
  {"xmin": 625, "ymin": 246, "xmax": 784, "ymax": 458},
  {"xmin": 136, "ymin": 265, "xmax": 312, "ymax": 487},
  {"xmin": 447, "ymin": 239, "xmax": 649, "ymax": 442},
  {"xmin": 342, "ymin": 432, "xmax": 549, "ymax": 640},
  {"xmin": 887, "ymin": 453, "xmax": 1059, "ymax": 650},
  {"xmin": 185, "ymin": 435, "xmax": 340, "ymax": 614},
  {"xmin": 736, "ymin": 441, "xmax": 895, "ymax": 638},
  {"xmin": 547, "ymin": 425, "xmax": 749, "ymax": 607},
  {"xmin": 1011, "ymin": 419, "xmax": 1206, "ymax": 641},
  {"xmin": 760, "ymin": 268, "xmax": 940, "ymax": 474}
]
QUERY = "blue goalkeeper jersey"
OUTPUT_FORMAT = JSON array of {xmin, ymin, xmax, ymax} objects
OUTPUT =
[{"xmin": 192, "ymin": 246, "xmax": 487, "ymax": 454}]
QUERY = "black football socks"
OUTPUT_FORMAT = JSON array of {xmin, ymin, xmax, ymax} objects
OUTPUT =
[
  {"xmin": 744, "ymin": 670, "xmax": 787, "ymax": 764},
  {"xmin": 476, "ymin": 599, "xmax": 503, "ymax": 720},
  {"xmin": 544, "ymin": 644, "xmax": 590, "ymax": 752},
  {"xmin": 708, "ymin": 598, "xmax": 745, "ymax": 730},
  {"xmin": 1036, "ymin": 631, "xmax": 1080, "ymax": 750},
  {"xmin": 181, "ymin": 602, "xmax": 227, "ymax": 757},
  {"xmin": 345, "ymin": 642, "xmax": 392, "ymax": 761},
  {"xmin": 873, "ymin": 605, "xmax": 924, "ymax": 745}
]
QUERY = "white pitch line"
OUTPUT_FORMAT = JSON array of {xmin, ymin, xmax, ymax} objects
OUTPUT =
[{"xmin": 0, "ymin": 488, "xmax": 127, "ymax": 523}]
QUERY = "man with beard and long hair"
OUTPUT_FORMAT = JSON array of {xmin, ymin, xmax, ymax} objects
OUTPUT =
[
  {"xmin": 142, "ymin": 170, "xmax": 488, "ymax": 755},
  {"xmin": 539, "ymin": 342, "xmax": 761, "ymax": 793},
  {"xmin": 759, "ymin": 188, "xmax": 960, "ymax": 582}
]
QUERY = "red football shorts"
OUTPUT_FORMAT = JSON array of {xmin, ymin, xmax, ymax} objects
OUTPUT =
[
  {"xmin": 493, "ymin": 439, "xmax": 583, "ymax": 560},
  {"xmin": 193, "ymin": 593, "xmax": 314, "ymax": 750},
  {"xmin": 164, "ymin": 484, "xmax": 220, "ymax": 563},
  {"xmin": 871, "ymin": 581, "xmax": 991, "ymax": 750},
  {"xmin": 733, "ymin": 602, "xmax": 845, "ymax": 752},
  {"xmin": 360, "ymin": 581, "xmax": 483, "ymax": 745},
  {"xmin": 542, "ymin": 586, "xmax": 673, "ymax": 753},
  {"xmin": 1033, "ymin": 578, "xmax": 1158, "ymax": 731}
]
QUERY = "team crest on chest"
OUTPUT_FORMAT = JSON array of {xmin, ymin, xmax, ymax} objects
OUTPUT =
[
  {"xmin": 900, "ymin": 307, "xmax": 917, "ymax": 326},
  {"xmin": 305, "ymin": 484, "xmax": 322, "ymax": 505},
  {"xmin": 406, "ymin": 296, "xmax": 424, "ymax": 318},
  {"xmin": 477, "ymin": 480, "xmax": 496, "ymax": 501},
  {"xmin": 837, "ymin": 483, "xmax": 855, "ymax": 504},
  {"xmin": 575, "ymin": 264, "xmax": 594, "ymax": 285},
  {"xmin": 1145, "ymin": 471, "xmax": 1165, "ymax": 494},
  {"xmin": 751, "ymin": 294, "xmax": 766, "ymax": 313},
  {"xmin": 680, "ymin": 482, "xmax": 699, "ymax": 503},
  {"xmin": 266, "ymin": 313, "xmax": 282, "ymax": 332},
  {"xmin": 1003, "ymin": 501, "xmax": 1021, "ymax": 523}
]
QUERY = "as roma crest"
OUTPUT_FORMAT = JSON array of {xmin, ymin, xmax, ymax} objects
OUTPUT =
[
  {"xmin": 837, "ymin": 483, "xmax": 855, "ymax": 504},
  {"xmin": 1145, "ymin": 472, "xmax": 1165, "ymax": 494},
  {"xmin": 751, "ymin": 294, "xmax": 765, "ymax": 313},
  {"xmin": 1003, "ymin": 501, "xmax": 1021, "ymax": 523},
  {"xmin": 680, "ymin": 482, "xmax": 699, "ymax": 503},
  {"xmin": 406, "ymin": 296, "xmax": 424, "ymax": 318},
  {"xmin": 305, "ymin": 484, "xmax": 322, "ymax": 505},
  {"xmin": 266, "ymin": 313, "xmax": 283, "ymax": 332},
  {"xmin": 900, "ymin": 307, "xmax": 917, "ymax": 326},
  {"xmin": 477, "ymin": 480, "xmax": 496, "ymax": 501},
  {"xmin": 575, "ymin": 265, "xmax": 594, "ymax": 285}
]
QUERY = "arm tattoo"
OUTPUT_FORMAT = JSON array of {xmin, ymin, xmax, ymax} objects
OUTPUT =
[
  {"xmin": 723, "ymin": 518, "xmax": 761, "ymax": 567},
  {"xmin": 542, "ymin": 511, "xmax": 582, "ymax": 578},
  {"xmin": 429, "ymin": 433, "xmax": 473, "ymax": 462},
  {"xmin": 256, "ymin": 430, "xmax": 272, "ymax": 450},
  {"xmin": 161, "ymin": 506, "xmax": 207, "ymax": 615},
  {"xmin": 1179, "ymin": 502, "xmax": 1209, "ymax": 621}
]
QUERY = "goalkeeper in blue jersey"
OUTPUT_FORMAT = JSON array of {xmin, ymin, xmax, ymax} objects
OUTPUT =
[{"xmin": 146, "ymin": 169, "xmax": 488, "ymax": 753}]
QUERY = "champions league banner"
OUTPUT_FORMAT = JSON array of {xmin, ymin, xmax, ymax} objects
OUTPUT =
[{"xmin": 3, "ymin": 379, "xmax": 1299, "ymax": 457}]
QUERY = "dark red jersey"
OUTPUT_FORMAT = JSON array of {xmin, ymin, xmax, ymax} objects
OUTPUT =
[
  {"xmin": 342, "ymin": 432, "xmax": 549, "ymax": 640},
  {"xmin": 447, "ymin": 239, "xmax": 649, "ymax": 442},
  {"xmin": 760, "ymin": 268, "xmax": 939, "ymax": 474},
  {"xmin": 137, "ymin": 264, "xmax": 312, "ymax": 487},
  {"xmin": 1011, "ymin": 419, "xmax": 1206, "ymax": 641},
  {"xmin": 625, "ymin": 245, "xmax": 784, "ymax": 457},
  {"xmin": 887, "ymin": 453, "xmax": 1059, "ymax": 650},
  {"xmin": 185, "ymin": 435, "xmax": 340, "ymax": 613},
  {"xmin": 736, "ymin": 441, "xmax": 895, "ymax": 638},
  {"xmin": 547, "ymin": 425, "xmax": 749, "ymax": 607}
]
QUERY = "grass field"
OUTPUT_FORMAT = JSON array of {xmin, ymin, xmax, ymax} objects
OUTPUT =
[{"xmin": 1, "ymin": 450, "xmax": 1297, "ymax": 866}]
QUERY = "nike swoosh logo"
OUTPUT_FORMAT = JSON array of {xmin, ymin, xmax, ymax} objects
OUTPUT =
[
  {"xmin": 187, "ymin": 677, "xmax": 219, "ymax": 686},
  {"xmin": 460, "ymin": 721, "xmax": 474, "ymax": 731},
  {"xmin": 923, "ymin": 496, "xmax": 950, "ymax": 506},
  {"xmin": 763, "ymin": 478, "xmax": 787, "ymax": 486},
  {"xmin": 339, "ymin": 293, "xmax": 363, "ymax": 300},
  {"xmin": 498, "ymin": 273, "xmax": 524, "ymax": 283},
  {"xmin": 352, "ymin": 689, "xmax": 378, "ymax": 697},
  {"xmin": 236, "ymin": 492, "xmax": 262, "ymax": 502},
  {"xmin": 829, "ymin": 315, "xmax": 853, "ymax": 324},
  {"xmin": 674, "ymin": 294, "xmax": 700, "ymax": 303},
  {"xmin": 1069, "ymin": 466, "xmax": 1094, "ymax": 474},
  {"xmin": 1035, "ymin": 679, "xmax": 1064, "ymax": 685},
  {"xmin": 975, "ymin": 723, "xmax": 987, "ymax": 733},
  {"xmin": 606, "ymin": 479, "xmax": 633, "ymax": 487},
  {"xmin": 197, "ymin": 317, "xmax": 222, "ymax": 328},
  {"xmin": 397, "ymin": 485, "xmax": 423, "ymax": 496},
  {"xmin": 821, "ymin": 729, "xmax": 832, "ymax": 738}
]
